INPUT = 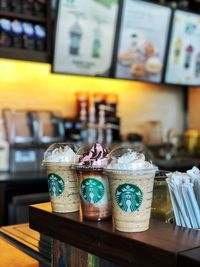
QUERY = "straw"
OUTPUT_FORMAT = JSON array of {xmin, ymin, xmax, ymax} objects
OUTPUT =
[
  {"xmin": 181, "ymin": 184, "xmax": 198, "ymax": 229},
  {"xmin": 166, "ymin": 167, "xmax": 200, "ymax": 229},
  {"xmin": 187, "ymin": 183, "xmax": 200, "ymax": 228},
  {"xmin": 167, "ymin": 179, "xmax": 190, "ymax": 227},
  {"xmin": 193, "ymin": 178, "xmax": 200, "ymax": 209},
  {"xmin": 167, "ymin": 185, "xmax": 182, "ymax": 226}
]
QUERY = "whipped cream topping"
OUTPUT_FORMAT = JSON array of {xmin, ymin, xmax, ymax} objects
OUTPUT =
[
  {"xmin": 106, "ymin": 151, "xmax": 153, "ymax": 171},
  {"xmin": 44, "ymin": 146, "xmax": 76, "ymax": 164},
  {"xmin": 78, "ymin": 143, "xmax": 108, "ymax": 168}
]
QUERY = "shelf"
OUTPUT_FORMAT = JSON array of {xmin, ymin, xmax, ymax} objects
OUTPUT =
[
  {"xmin": 29, "ymin": 202, "xmax": 200, "ymax": 267},
  {"xmin": 0, "ymin": 10, "xmax": 46, "ymax": 23},
  {"xmin": 0, "ymin": 47, "xmax": 49, "ymax": 63}
]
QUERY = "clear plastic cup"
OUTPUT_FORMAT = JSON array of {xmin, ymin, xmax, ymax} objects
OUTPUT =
[
  {"xmin": 105, "ymin": 146, "xmax": 157, "ymax": 232},
  {"xmin": 74, "ymin": 143, "xmax": 112, "ymax": 221},
  {"xmin": 43, "ymin": 143, "xmax": 80, "ymax": 213}
]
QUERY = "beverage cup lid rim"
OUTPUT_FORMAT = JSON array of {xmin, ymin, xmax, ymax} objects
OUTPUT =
[
  {"xmin": 104, "ymin": 166, "xmax": 158, "ymax": 174},
  {"xmin": 72, "ymin": 164, "xmax": 104, "ymax": 171},
  {"xmin": 42, "ymin": 161, "xmax": 73, "ymax": 167}
]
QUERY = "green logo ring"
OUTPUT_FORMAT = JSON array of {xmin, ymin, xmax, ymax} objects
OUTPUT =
[
  {"xmin": 80, "ymin": 178, "xmax": 104, "ymax": 204},
  {"xmin": 48, "ymin": 173, "xmax": 65, "ymax": 197},
  {"xmin": 115, "ymin": 183, "xmax": 143, "ymax": 212}
]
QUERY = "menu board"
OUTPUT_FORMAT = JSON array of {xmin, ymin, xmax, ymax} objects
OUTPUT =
[
  {"xmin": 53, "ymin": 0, "xmax": 119, "ymax": 76},
  {"xmin": 165, "ymin": 10, "xmax": 200, "ymax": 86},
  {"xmin": 115, "ymin": 0, "xmax": 171, "ymax": 83}
]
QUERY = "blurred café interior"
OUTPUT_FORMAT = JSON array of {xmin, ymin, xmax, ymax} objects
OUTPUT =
[{"xmin": 1, "ymin": 0, "xmax": 200, "ymax": 266}]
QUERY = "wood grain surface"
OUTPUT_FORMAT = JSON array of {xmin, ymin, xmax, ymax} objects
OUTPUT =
[{"xmin": 29, "ymin": 202, "xmax": 200, "ymax": 267}]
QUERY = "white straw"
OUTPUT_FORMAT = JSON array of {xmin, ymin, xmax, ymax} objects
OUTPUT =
[
  {"xmin": 187, "ymin": 184, "xmax": 200, "ymax": 228},
  {"xmin": 181, "ymin": 185, "xmax": 198, "ymax": 229},
  {"xmin": 167, "ymin": 185, "xmax": 182, "ymax": 226}
]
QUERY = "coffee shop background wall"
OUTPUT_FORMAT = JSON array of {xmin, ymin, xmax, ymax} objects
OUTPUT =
[
  {"xmin": 188, "ymin": 87, "xmax": 200, "ymax": 131},
  {"xmin": 0, "ymin": 59, "xmax": 184, "ymax": 140}
]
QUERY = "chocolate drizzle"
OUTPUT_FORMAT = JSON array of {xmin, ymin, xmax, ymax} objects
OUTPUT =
[{"xmin": 79, "ymin": 143, "xmax": 108, "ymax": 167}]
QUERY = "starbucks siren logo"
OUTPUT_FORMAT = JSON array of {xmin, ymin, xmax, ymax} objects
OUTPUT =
[
  {"xmin": 48, "ymin": 173, "xmax": 64, "ymax": 197},
  {"xmin": 80, "ymin": 178, "xmax": 104, "ymax": 204},
  {"xmin": 115, "ymin": 184, "xmax": 143, "ymax": 212}
]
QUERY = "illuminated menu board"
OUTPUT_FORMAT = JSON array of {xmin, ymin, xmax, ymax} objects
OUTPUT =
[
  {"xmin": 165, "ymin": 10, "xmax": 200, "ymax": 86},
  {"xmin": 53, "ymin": 0, "xmax": 119, "ymax": 77},
  {"xmin": 115, "ymin": 0, "xmax": 171, "ymax": 83}
]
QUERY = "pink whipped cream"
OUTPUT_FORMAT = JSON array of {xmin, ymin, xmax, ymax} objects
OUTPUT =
[{"xmin": 78, "ymin": 143, "xmax": 109, "ymax": 168}]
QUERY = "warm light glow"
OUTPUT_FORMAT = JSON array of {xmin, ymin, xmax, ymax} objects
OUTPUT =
[
  {"xmin": 0, "ymin": 58, "xmax": 154, "ymax": 113},
  {"xmin": 0, "ymin": 59, "xmax": 183, "ymax": 137}
]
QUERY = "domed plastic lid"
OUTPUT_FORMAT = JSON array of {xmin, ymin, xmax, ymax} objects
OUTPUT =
[
  {"xmin": 105, "ymin": 145, "xmax": 158, "ymax": 173},
  {"xmin": 73, "ymin": 143, "xmax": 110, "ymax": 171},
  {"xmin": 43, "ymin": 143, "xmax": 78, "ymax": 166}
]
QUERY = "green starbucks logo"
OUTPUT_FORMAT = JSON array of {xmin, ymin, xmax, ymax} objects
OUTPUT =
[
  {"xmin": 115, "ymin": 184, "xmax": 143, "ymax": 212},
  {"xmin": 48, "ymin": 173, "xmax": 64, "ymax": 197},
  {"xmin": 80, "ymin": 178, "xmax": 104, "ymax": 204}
]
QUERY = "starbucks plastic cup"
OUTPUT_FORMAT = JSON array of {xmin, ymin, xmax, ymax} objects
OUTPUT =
[
  {"xmin": 43, "ymin": 143, "xmax": 80, "ymax": 213},
  {"xmin": 105, "ymin": 147, "xmax": 157, "ymax": 232},
  {"xmin": 74, "ymin": 144, "xmax": 112, "ymax": 221}
]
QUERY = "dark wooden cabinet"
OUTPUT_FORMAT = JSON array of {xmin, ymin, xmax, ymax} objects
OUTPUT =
[{"xmin": 0, "ymin": 1, "xmax": 51, "ymax": 63}]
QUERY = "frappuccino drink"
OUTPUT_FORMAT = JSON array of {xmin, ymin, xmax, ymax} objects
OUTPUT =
[
  {"xmin": 74, "ymin": 143, "xmax": 111, "ymax": 221},
  {"xmin": 105, "ymin": 147, "xmax": 157, "ymax": 232},
  {"xmin": 43, "ymin": 143, "xmax": 80, "ymax": 213}
]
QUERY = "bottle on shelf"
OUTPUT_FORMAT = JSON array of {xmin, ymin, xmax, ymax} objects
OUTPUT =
[
  {"xmin": 0, "ymin": 18, "xmax": 12, "ymax": 47},
  {"xmin": 22, "ymin": 21, "xmax": 35, "ymax": 50},
  {"xmin": 11, "ymin": 20, "xmax": 23, "ymax": 48},
  {"xmin": 76, "ymin": 92, "xmax": 89, "ymax": 119},
  {"xmin": 93, "ymin": 93, "xmax": 106, "ymax": 121},
  {"xmin": 34, "ymin": 24, "xmax": 46, "ymax": 51}
]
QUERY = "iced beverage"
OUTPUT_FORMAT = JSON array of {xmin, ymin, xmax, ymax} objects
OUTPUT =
[
  {"xmin": 43, "ymin": 143, "xmax": 80, "ymax": 213},
  {"xmin": 105, "ymin": 147, "xmax": 157, "ymax": 232},
  {"xmin": 75, "ymin": 143, "xmax": 111, "ymax": 221}
]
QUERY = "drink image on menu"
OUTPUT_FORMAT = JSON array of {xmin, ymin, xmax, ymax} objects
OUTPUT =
[
  {"xmin": 43, "ymin": 143, "xmax": 80, "ymax": 213},
  {"xmin": 174, "ymin": 39, "xmax": 183, "ymax": 64},
  {"xmin": 92, "ymin": 23, "xmax": 101, "ymax": 58},
  {"xmin": 74, "ymin": 143, "xmax": 111, "ymax": 221},
  {"xmin": 195, "ymin": 53, "xmax": 200, "ymax": 77},
  {"xmin": 69, "ymin": 17, "xmax": 82, "ymax": 55},
  {"xmin": 184, "ymin": 45, "xmax": 193, "ymax": 69},
  {"xmin": 105, "ymin": 147, "xmax": 157, "ymax": 232}
]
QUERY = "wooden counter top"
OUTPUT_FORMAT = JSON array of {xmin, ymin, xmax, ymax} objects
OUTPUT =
[
  {"xmin": 29, "ymin": 203, "xmax": 200, "ymax": 267},
  {"xmin": 0, "ymin": 235, "xmax": 44, "ymax": 267}
]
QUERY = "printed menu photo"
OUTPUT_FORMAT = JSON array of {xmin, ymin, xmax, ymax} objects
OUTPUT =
[
  {"xmin": 53, "ymin": 0, "xmax": 119, "ymax": 76},
  {"xmin": 165, "ymin": 10, "xmax": 200, "ymax": 86},
  {"xmin": 115, "ymin": 0, "xmax": 171, "ymax": 83}
]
